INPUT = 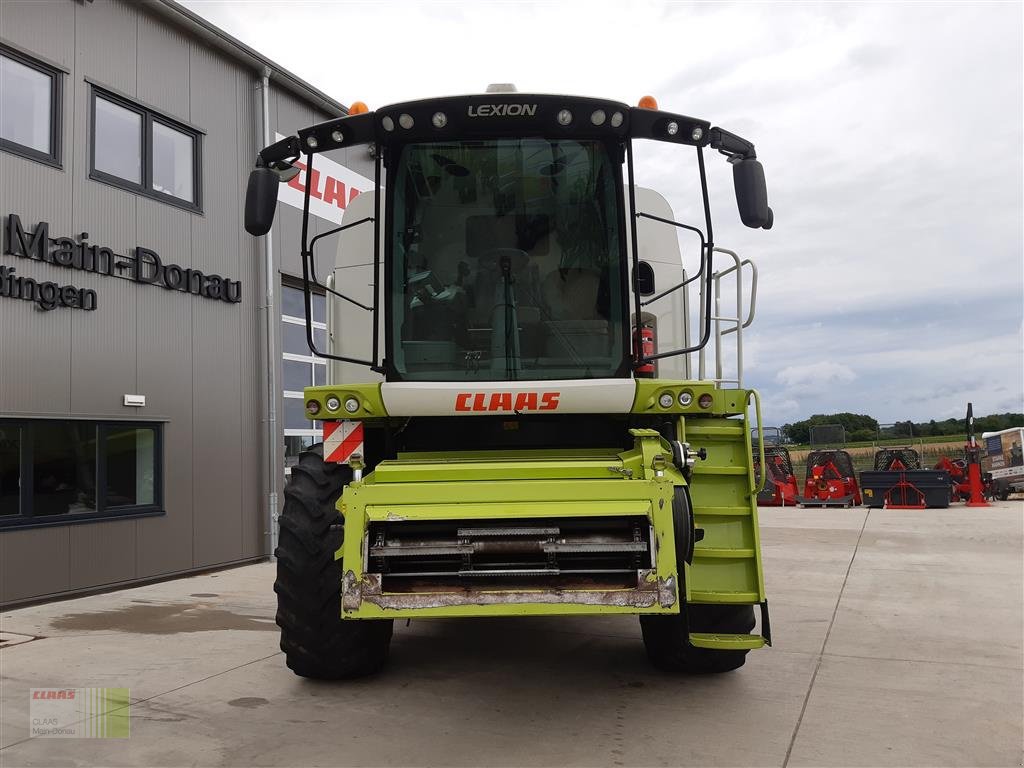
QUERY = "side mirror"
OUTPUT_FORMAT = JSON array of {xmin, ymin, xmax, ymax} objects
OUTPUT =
[
  {"xmin": 635, "ymin": 261, "xmax": 656, "ymax": 296},
  {"xmin": 244, "ymin": 168, "xmax": 280, "ymax": 236},
  {"xmin": 732, "ymin": 158, "xmax": 773, "ymax": 230}
]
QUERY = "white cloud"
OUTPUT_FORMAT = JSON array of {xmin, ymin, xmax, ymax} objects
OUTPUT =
[
  {"xmin": 183, "ymin": 0, "xmax": 1024, "ymax": 423},
  {"xmin": 775, "ymin": 361, "xmax": 856, "ymax": 393}
]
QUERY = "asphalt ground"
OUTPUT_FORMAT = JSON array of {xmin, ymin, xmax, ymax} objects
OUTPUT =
[{"xmin": 1, "ymin": 502, "xmax": 1022, "ymax": 767}]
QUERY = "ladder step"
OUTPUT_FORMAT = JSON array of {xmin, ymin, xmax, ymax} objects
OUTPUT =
[
  {"xmin": 691, "ymin": 466, "xmax": 748, "ymax": 476},
  {"xmin": 686, "ymin": 425, "xmax": 745, "ymax": 437},
  {"xmin": 689, "ymin": 590, "xmax": 760, "ymax": 603},
  {"xmin": 693, "ymin": 506, "xmax": 751, "ymax": 517},
  {"xmin": 689, "ymin": 632, "xmax": 765, "ymax": 650},
  {"xmin": 693, "ymin": 547, "xmax": 755, "ymax": 559}
]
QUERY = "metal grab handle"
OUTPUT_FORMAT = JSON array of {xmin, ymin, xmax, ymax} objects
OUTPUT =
[
  {"xmin": 741, "ymin": 259, "xmax": 757, "ymax": 329},
  {"xmin": 712, "ymin": 248, "xmax": 758, "ymax": 330},
  {"xmin": 749, "ymin": 389, "xmax": 767, "ymax": 496}
]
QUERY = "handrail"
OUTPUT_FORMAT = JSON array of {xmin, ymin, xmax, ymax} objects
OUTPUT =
[
  {"xmin": 714, "ymin": 254, "xmax": 758, "ymax": 331},
  {"xmin": 697, "ymin": 247, "xmax": 757, "ymax": 389},
  {"xmin": 749, "ymin": 389, "xmax": 767, "ymax": 496}
]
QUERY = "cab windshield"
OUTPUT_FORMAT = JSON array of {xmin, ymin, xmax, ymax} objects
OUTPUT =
[{"xmin": 389, "ymin": 138, "xmax": 625, "ymax": 381}]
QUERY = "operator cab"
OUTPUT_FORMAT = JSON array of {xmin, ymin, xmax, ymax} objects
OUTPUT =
[
  {"xmin": 392, "ymin": 137, "xmax": 626, "ymax": 381},
  {"xmin": 244, "ymin": 91, "xmax": 772, "ymax": 384}
]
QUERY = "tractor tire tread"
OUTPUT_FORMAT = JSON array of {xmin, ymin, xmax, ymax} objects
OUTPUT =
[{"xmin": 274, "ymin": 446, "xmax": 392, "ymax": 679}]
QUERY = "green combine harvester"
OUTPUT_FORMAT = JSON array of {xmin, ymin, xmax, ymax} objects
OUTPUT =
[{"xmin": 244, "ymin": 87, "xmax": 774, "ymax": 678}]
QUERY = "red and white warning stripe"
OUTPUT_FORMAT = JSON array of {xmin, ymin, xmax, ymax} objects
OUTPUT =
[{"xmin": 323, "ymin": 420, "xmax": 364, "ymax": 464}]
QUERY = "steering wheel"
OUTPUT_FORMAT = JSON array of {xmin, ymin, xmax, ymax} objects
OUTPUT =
[{"xmin": 476, "ymin": 248, "xmax": 530, "ymax": 276}]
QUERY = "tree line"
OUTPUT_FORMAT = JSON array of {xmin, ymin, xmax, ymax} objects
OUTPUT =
[{"xmin": 781, "ymin": 412, "xmax": 1023, "ymax": 444}]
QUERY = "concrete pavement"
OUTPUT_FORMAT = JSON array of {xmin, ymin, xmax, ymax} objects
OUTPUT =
[{"xmin": 1, "ymin": 503, "xmax": 1021, "ymax": 767}]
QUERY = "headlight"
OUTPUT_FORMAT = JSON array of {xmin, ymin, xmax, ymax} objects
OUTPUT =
[
  {"xmin": 678, "ymin": 391, "xmax": 693, "ymax": 407},
  {"xmin": 306, "ymin": 399, "xmax": 320, "ymax": 416},
  {"xmin": 698, "ymin": 393, "xmax": 714, "ymax": 409},
  {"xmin": 344, "ymin": 397, "xmax": 360, "ymax": 414},
  {"xmin": 325, "ymin": 395, "xmax": 341, "ymax": 412},
  {"xmin": 658, "ymin": 392, "xmax": 674, "ymax": 409}
]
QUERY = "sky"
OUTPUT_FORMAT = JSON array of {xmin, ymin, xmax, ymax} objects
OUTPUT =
[{"xmin": 183, "ymin": 0, "xmax": 1024, "ymax": 427}]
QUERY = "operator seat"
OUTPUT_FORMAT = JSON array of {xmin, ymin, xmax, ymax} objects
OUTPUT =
[
  {"xmin": 540, "ymin": 267, "xmax": 609, "ymax": 359},
  {"xmin": 540, "ymin": 268, "xmax": 601, "ymax": 320}
]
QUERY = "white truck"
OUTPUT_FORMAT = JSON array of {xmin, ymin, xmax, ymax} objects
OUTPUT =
[{"xmin": 982, "ymin": 427, "xmax": 1024, "ymax": 500}]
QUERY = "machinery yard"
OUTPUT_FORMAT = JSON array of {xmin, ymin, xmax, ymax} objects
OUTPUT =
[
  {"xmin": 2, "ymin": 502, "xmax": 1021, "ymax": 767},
  {"xmin": 0, "ymin": 5, "xmax": 1019, "ymax": 768}
]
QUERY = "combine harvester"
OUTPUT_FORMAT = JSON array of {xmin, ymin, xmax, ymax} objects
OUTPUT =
[{"xmin": 244, "ymin": 87, "xmax": 776, "ymax": 678}]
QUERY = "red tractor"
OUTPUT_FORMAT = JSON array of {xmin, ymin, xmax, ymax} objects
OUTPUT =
[
  {"xmin": 795, "ymin": 450, "xmax": 862, "ymax": 508},
  {"xmin": 754, "ymin": 445, "xmax": 800, "ymax": 506}
]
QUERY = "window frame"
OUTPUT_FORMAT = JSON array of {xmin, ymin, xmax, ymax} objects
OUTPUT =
[
  {"xmin": 88, "ymin": 85, "xmax": 202, "ymax": 213},
  {"xmin": 0, "ymin": 419, "xmax": 165, "ymax": 530},
  {"xmin": 281, "ymin": 280, "xmax": 327, "ymax": 474},
  {"xmin": 0, "ymin": 43, "xmax": 63, "ymax": 168}
]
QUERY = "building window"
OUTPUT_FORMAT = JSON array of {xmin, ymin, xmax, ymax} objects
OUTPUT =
[
  {"xmin": 0, "ymin": 45, "xmax": 62, "ymax": 166},
  {"xmin": 89, "ymin": 86, "xmax": 201, "ymax": 211},
  {"xmin": 0, "ymin": 420, "xmax": 163, "ymax": 529},
  {"xmin": 93, "ymin": 96, "xmax": 142, "ymax": 184},
  {"xmin": 281, "ymin": 282, "xmax": 326, "ymax": 475}
]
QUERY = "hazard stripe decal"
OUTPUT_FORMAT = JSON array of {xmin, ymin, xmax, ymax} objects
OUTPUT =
[{"xmin": 324, "ymin": 421, "xmax": 364, "ymax": 463}]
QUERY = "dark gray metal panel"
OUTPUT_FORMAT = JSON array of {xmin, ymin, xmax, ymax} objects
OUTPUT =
[
  {"xmin": 67, "ymin": 188, "xmax": 139, "ymax": 414},
  {"xmin": 75, "ymin": 0, "xmax": 139, "ymax": 96},
  {"xmin": 0, "ymin": 526, "xmax": 70, "ymax": 604},
  {"xmin": 0, "ymin": 0, "xmax": 76, "ymax": 70},
  {"xmin": 136, "ymin": 7, "xmax": 192, "ymax": 122},
  {"xmin": 270, "ymin": 87, "xmax": 322, "ymax": 279},
  {"xmin": 0, "ymin": 258, "xmax": 74, "ymax": 414},
  {"xmin": 69, "ymin": 0, "xmax": 140, "ymax": 416},
  {"xmin": 134, "ymin": 196, "xmax": 194, "ymax": 577},
  {"xmin": 136, "ymin": 419, "xmax": 194, "ymax": 578},
  {"xmin": 189, "ymin": 41, "xmax": 244, "ymax": 567},
  {"xmin": 340, "ymin": 145, "xmax": 375, "ymax": 184},
  {"xmin": 1, "ymin": 0, "xmax": 341, "ymax": 601},
  {"xmin": 237, "ymin": 69, "xmax": 264, "ymax": 559},
  {"xmin": 0, "ymin": 0, "xmax": 76, "ymax": 415},
  {"xmin": 69, "ymin": 518, "xmax": 137, "ymax": 589}
]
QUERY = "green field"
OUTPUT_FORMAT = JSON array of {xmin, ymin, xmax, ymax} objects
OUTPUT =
[{"xmin": 787, "ymin": 434, "xmax": 968, "ymax": 452}]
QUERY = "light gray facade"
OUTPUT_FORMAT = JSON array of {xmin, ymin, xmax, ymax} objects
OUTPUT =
[{"xmin": 0, "ymin": 0, "xmax": 367, "ymax": 604}]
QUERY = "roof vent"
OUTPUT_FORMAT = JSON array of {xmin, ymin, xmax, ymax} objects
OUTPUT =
[{"xmin": 485, "ymin": 83, "xmax": 518, "ymax": 93}]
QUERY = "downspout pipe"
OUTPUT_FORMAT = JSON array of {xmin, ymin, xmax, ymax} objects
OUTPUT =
[{"xmin": 259, "ymin": 66, "xmax": 280, "ymax": 558}]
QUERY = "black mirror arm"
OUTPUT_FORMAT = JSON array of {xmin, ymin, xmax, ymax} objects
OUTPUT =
[
  {"xmin": 709, "ymin": 127, "xmax": 756, "ymax": 161},
  {"xmin": 256, "ymin": 134, "xmax": 301, "ymax": 170}
]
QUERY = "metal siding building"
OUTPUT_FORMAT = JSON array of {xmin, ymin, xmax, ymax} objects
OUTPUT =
[{"xmin": 0, "ymin": 0, "xmax": 369, "ymax": 604}]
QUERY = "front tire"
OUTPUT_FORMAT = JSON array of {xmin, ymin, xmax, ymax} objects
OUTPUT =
[
  {"xmin": 641, "ymin": 603, "xmax": 756, "ymax": 673},
  {"xmin": 274, "ymin": 445, "xmax": 393, "ymax": 679},
  {"xmin": 640, "ymin": 485, "xmax": 755, "ymax": 673}
]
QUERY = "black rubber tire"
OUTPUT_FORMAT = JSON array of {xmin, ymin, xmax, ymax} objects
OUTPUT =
[
  {"xmin": 641, "ymin": 603, "xmax": 756, "ymax": 674},
  {"xmin": 640, "ymin": 486, "xmax": 755, "ymax": 673},
  {"xmin": 274, "ymin": 445, "xmax": 393, "ymax": 679}
]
